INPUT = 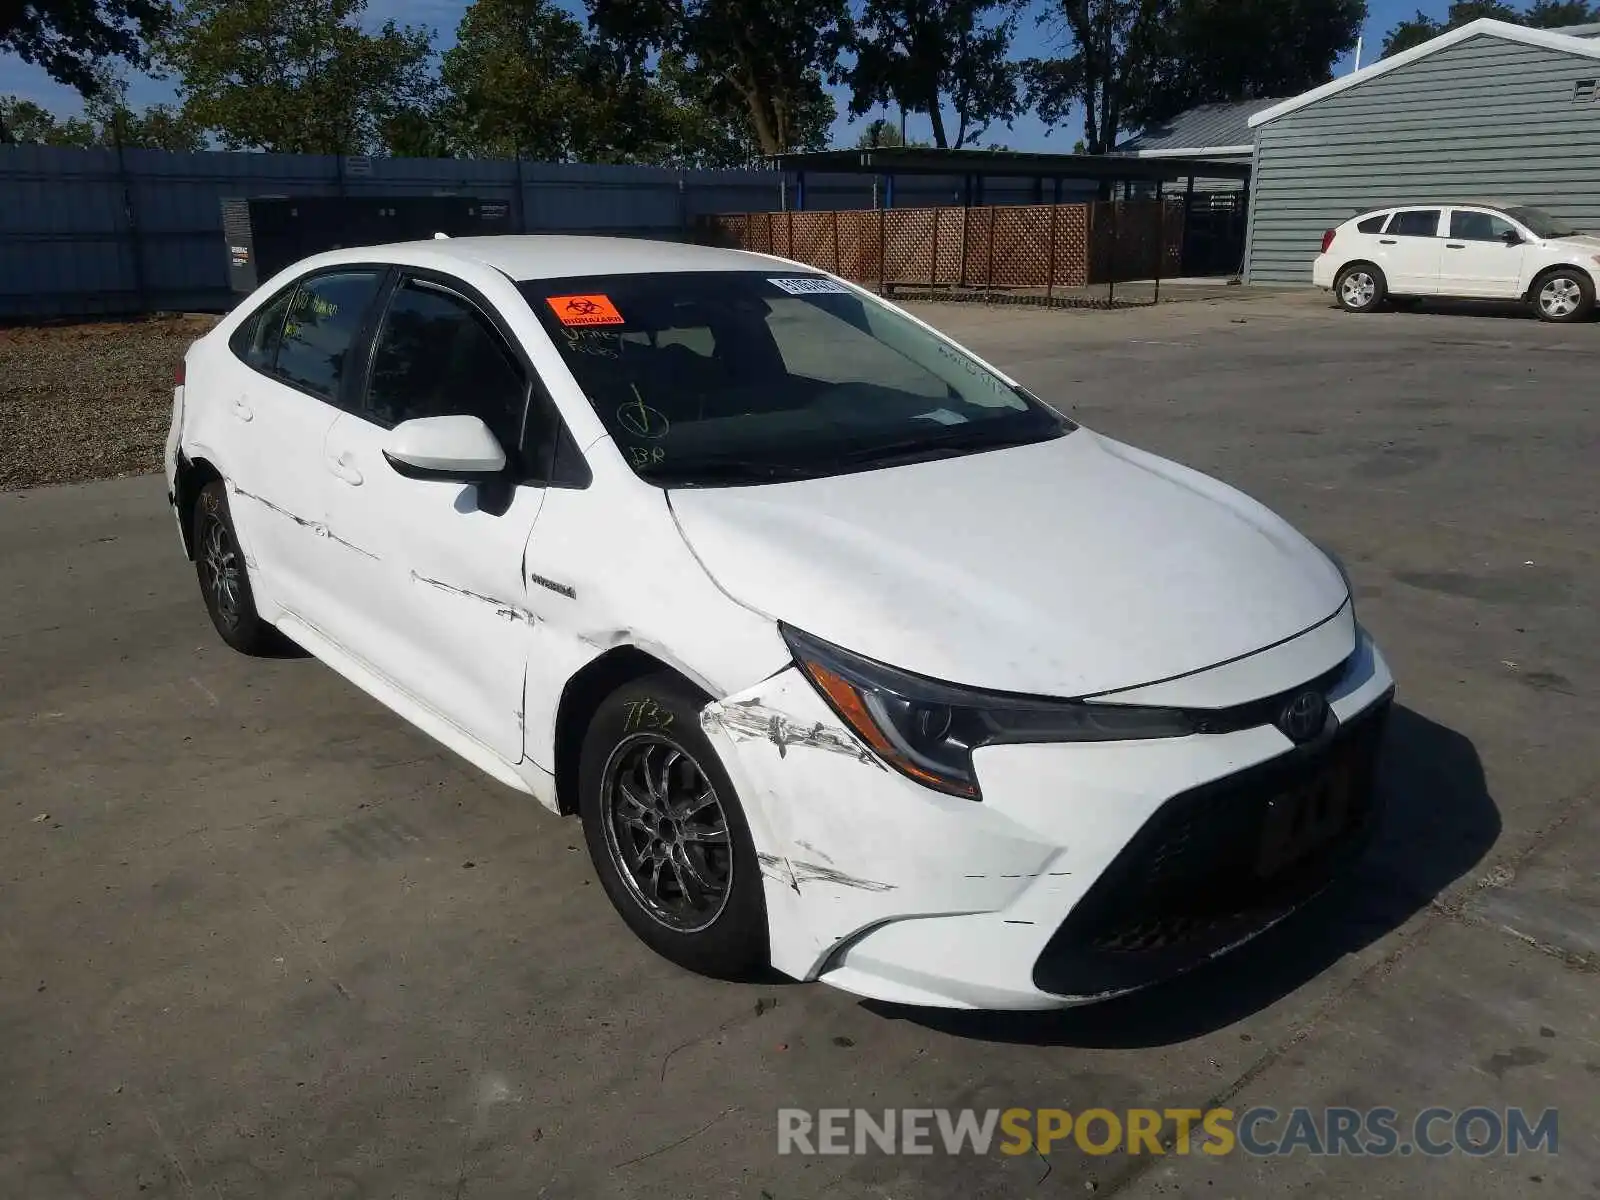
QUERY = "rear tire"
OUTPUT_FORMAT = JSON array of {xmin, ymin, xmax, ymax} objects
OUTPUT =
[
  {"xmin": 579, "ymin": 672, "xmax": 768, "ymax": 979},
  {"xmin": 1532, "ymin": 268, "xmax": 1594, "ymax": 323},
  {"xmin": 1335, "ymin": 263, "xmax": 1386, "ymax": 313},
  {"xmin": 192, "ymin": 481, "xmax": 279, "ymax": 655}
]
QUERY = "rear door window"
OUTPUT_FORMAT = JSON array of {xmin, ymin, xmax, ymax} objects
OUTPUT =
[
  {"xmin": 1387, "ymin": 210, "xmax": 1442, "ymax": 237},
  {"xmin": 273, "ymin": 270, "xmax": 385, "ymax": 402}
]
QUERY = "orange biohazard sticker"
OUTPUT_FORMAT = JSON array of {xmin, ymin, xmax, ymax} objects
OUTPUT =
[{"xmin": 547, "ymin": 294, "xmax": 624, "ymax": 326}]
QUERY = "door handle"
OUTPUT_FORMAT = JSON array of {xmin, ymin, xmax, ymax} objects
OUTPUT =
[
  {"xmin": 1445, "ymin": 243, "xmax": 1466, "ymax": 249},
  {"xmin": 231, "ymin": 399, "xmax": 254, "ymax": 422},
  {"xmin": 1378, "ymin": 238, "xmax": 1397, "ymax": 245},
  {"xmin": 327, "ymin": 454, "xmax": 363, "ymax": 486}
]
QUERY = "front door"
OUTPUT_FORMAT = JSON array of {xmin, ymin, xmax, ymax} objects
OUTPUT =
[
  {"xmin": 318, "ymin": 274, "xmax": 545, "ymax": 764},
  {"xmin": 1377, "ymin": 208, "xmax": 1444, "ymax": 295},
  {"xmin": 1441, "ymin": 209, "xmax": 1527, "ymax": 298}
]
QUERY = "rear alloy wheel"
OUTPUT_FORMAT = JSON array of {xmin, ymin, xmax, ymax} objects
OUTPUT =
[
  {"xmin": 192, "ymin": 480, "xmax": 280, "ymax": 655},
  {"xmin": 1533, "ymin": 269, "xmax": 1594, "ymax": 323},
  {"xmin": 1335, "ymin": 264, "xmax": 1385, "ymax": 313}
]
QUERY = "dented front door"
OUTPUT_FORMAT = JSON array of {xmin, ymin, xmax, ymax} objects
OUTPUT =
[{"xmin": 316, "ymin": 411, "xmax": 544, "ymax": 763}]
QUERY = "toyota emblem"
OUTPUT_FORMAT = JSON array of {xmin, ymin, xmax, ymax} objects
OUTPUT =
[{"xmin": 1278, "ymin": 690, "xmax": 1327, "ymax": 743}]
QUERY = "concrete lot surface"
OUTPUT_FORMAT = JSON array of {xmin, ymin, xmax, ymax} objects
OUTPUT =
[{"xmin": 2, "ymin": 289, "xmax": 1596, "ymax": 1198}]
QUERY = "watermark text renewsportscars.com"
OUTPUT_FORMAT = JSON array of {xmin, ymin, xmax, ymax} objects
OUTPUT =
[{"xmin": 777, "ymin": 1106, "xmax": 1559, "ymax": 1158}]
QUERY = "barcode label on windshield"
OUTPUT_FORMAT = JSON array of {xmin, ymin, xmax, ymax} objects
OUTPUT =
[{"xmin": 769, "ymin": 276, "xmax": 851, "ymax": 295}]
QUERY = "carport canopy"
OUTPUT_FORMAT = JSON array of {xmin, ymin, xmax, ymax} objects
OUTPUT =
[{"xmin": 768, "ymin": 146, "xmax": 1252, "ymax": 209}]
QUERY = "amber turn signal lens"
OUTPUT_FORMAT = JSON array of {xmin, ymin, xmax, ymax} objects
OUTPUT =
[{"xmin": 798, "ymin": 657, "xmax": 978, "ymax": 797}]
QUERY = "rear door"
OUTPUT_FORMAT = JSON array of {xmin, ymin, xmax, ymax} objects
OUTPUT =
[
  {"xmin": 224, "ymin": 267, "xmax": 387, "ymax": 620},
  {"xmin": 1346, "ymin": 211, "xmax": 1392, "ymax": 258},
  {"xmin": 1441, "ymin": 208, "xmax": 1526, "ymax": 298},
  {"xmin": 1376, "ymin": 209, "xmax": 1444, "ymax": 295}
]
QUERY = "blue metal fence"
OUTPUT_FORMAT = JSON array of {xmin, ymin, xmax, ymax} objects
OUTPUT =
[{"xmin": 0, "ymin": 145, "xmax": 1060, "ymax": 319}]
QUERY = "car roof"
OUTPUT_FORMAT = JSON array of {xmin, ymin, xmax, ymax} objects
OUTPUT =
[
  {"xmin": 309, "ymin": 234, "xmax": 804, "ymax": 282},
  {"xmin": 1353, "ymin": 199, "xmax": 1521, "ymax": 218}
]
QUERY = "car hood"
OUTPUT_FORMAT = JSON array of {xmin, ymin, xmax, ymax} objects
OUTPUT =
[
  {"xmin": 667, "ymin": 430, "xmax": 1348, "ymax": 698},
  {"xmin": 1544, "ymin": 233, "xmax": 1600, "ymax": 252}
]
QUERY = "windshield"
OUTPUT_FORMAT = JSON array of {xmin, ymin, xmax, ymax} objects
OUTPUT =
[
  {"xmin": 1504, "ymin": 206, "xmax": 1579, "ymax": 239},
  {"xmin": 520, "ymin": 271, "xmax": 1071, "ymax": 486}
]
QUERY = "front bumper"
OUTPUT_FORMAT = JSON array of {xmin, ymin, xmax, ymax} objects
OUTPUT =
[{"xmin": 701, "ymin": 625, "xmax": 1395, "ymax": 1010}]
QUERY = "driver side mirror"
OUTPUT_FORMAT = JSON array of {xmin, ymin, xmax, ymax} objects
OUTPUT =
[
  {"xmin": 1500, "ymin": 228, "xmax": 1524, "ymax": 246},
  {"xmin": 383, "ymin": 415, "xmax": 507, "ymax": 483}
]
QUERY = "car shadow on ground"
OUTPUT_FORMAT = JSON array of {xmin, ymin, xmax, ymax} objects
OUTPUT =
[
  {"xmin": 1324, "ymin": 298, "xmax": 1557, "ymax": 321},
  {"xmin": 1388, "ymin": 298, "xmax": 1550, "ymax": 321},
  {"xmin": 861, "ymin": 704, "xmax": 1501, "ymax": 1048}
]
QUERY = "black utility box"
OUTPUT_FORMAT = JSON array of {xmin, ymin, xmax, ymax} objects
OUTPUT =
[{"xmin": 221, "ymin": 196, "xmax": 514, "ymax": 295}]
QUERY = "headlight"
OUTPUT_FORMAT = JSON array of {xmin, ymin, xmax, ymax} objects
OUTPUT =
[{"xmin": 782, "ymin": 625, "xmax": 1196, "ymax": 799}]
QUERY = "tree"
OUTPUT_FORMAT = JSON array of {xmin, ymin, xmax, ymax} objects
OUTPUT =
[
  {"xmin": 586, "ymin": 0, "xmax": 844, "ymax": 156},
  {"xmin": 1, "ymin": 0, "xmax": 170, "ymax": 142},
  {"xmin": 1380, "ymin": 0, "xmax": 1598, "ymax": 57},
  {"xmin": 439, "ymin": 0, "xmax": 593, "ymax": 160},
  {"xmin": 437, "ymin": 0, "xmax": 765, "ymax": 165},
  {"xmin": 1125, "ymin": 0, "xmax": 1364, "ymax": 131},
  {"xmin": 0, "ymin": 97, "xmax": 69, "ymax": 144},
  {"xmin": 82, "ymin": 68, "xmax": 208, "ymax": 150},
  {"xmin": 156, "ymin": 0, "xmax": 436, "ymax": 154},
  {"xmin": 1025, "ymin": 0, "xmax": 1362, "ymax": 153},
  {"xmin": 853, "ymin": 116, "xmax": 933, "ymax": 148},
  {"xmin": 856, "ymin": 116, "xmax": 904, "ymax": 147},
  {"xmin": 1024, "ymin": 0, "xmax": 1167, "ymax": 154},
  {"xmin": 0, "ymin": 82, "xmax": 206, "ymax": 151},
  {"xmin": 842, "ymin": 0, "xmax": 1026, "ymax": 149}
]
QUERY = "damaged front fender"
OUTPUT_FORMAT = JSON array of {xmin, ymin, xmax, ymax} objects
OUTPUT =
[{"xmin": 701, "ymin": 667, "xmax": 1063, "ymax": 984}]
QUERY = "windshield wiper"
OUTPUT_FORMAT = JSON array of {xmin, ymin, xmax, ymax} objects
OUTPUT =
[
  {"xmin": 835, "ymin": 427, "xmax": 1052, "ymax": 468},
  {"xmin": 652, "ymin": 457, "xmax": 825, "ymax": 485}
]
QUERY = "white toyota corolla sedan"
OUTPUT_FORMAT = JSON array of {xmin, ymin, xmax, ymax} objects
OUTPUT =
[{"xmin": 166, "ymin": 236, "xmax": 1395, "ymax": 1010}]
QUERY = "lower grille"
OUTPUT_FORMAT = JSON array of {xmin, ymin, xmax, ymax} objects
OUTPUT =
[{"xmin": 1032, "ymin": 696, "xmax": 1391, "ymax": 997}]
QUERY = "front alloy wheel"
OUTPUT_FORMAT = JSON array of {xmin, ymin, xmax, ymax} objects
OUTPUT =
[
  {"xmin": 602, "ymin": 735, "xmax": 733, "ymax": 933},
  {"xmin": 578, "ymin": 673, "xmax": 768, "ymax": 978},
  {"xmin": 1535, "ymin": 271, "xmax": 1593, "ymax": 323}
]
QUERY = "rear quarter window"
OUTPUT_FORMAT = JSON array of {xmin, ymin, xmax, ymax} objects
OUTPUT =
[
  {"xmin": 228, "ymin": 288, "xmax": 294, "ymax": 372},
  {"xmin": 1357, "ymin": 215, "xmax": 1388, "ymax": 234}
]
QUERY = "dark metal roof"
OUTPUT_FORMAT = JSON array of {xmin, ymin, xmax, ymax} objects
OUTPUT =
[
  {"xmin": 1117, "ymin": 98, "xmax": 1287, "ymax": 153},
  {"xmin": 768, "ymin": 147, "xmax": 1251, "ymax": 182}
]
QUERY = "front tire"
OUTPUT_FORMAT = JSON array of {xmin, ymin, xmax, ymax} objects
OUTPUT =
[
  {"xmin": 192, "ymin": 480, "xmax": 278, "ymax": 655},
  {"xmin": 1532, "ymin": 268, "xmax": 1594, "ymax": 323},
  {"xmin": 1335, "ymin": 263, "xmax": 1386, "ymax": 313},
  {"xmin": 579, "ymin": 673, "xmax": 768, "ymax": 979}
]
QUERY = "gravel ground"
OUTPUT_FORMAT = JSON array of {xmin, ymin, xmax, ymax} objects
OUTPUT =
[{"xmin": 0, "ymin": 316, "xmax": 219, "ymax": 492}]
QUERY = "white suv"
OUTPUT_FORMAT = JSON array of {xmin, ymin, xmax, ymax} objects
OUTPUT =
[{"xmin": 1313, "ymin": 202, "xmax": 1599, "ymax": 322}]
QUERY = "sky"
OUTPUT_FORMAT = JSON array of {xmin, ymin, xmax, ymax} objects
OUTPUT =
[{"xmin": 0, "ymin": 0, "xmax": 1446, "ymax": 151}]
